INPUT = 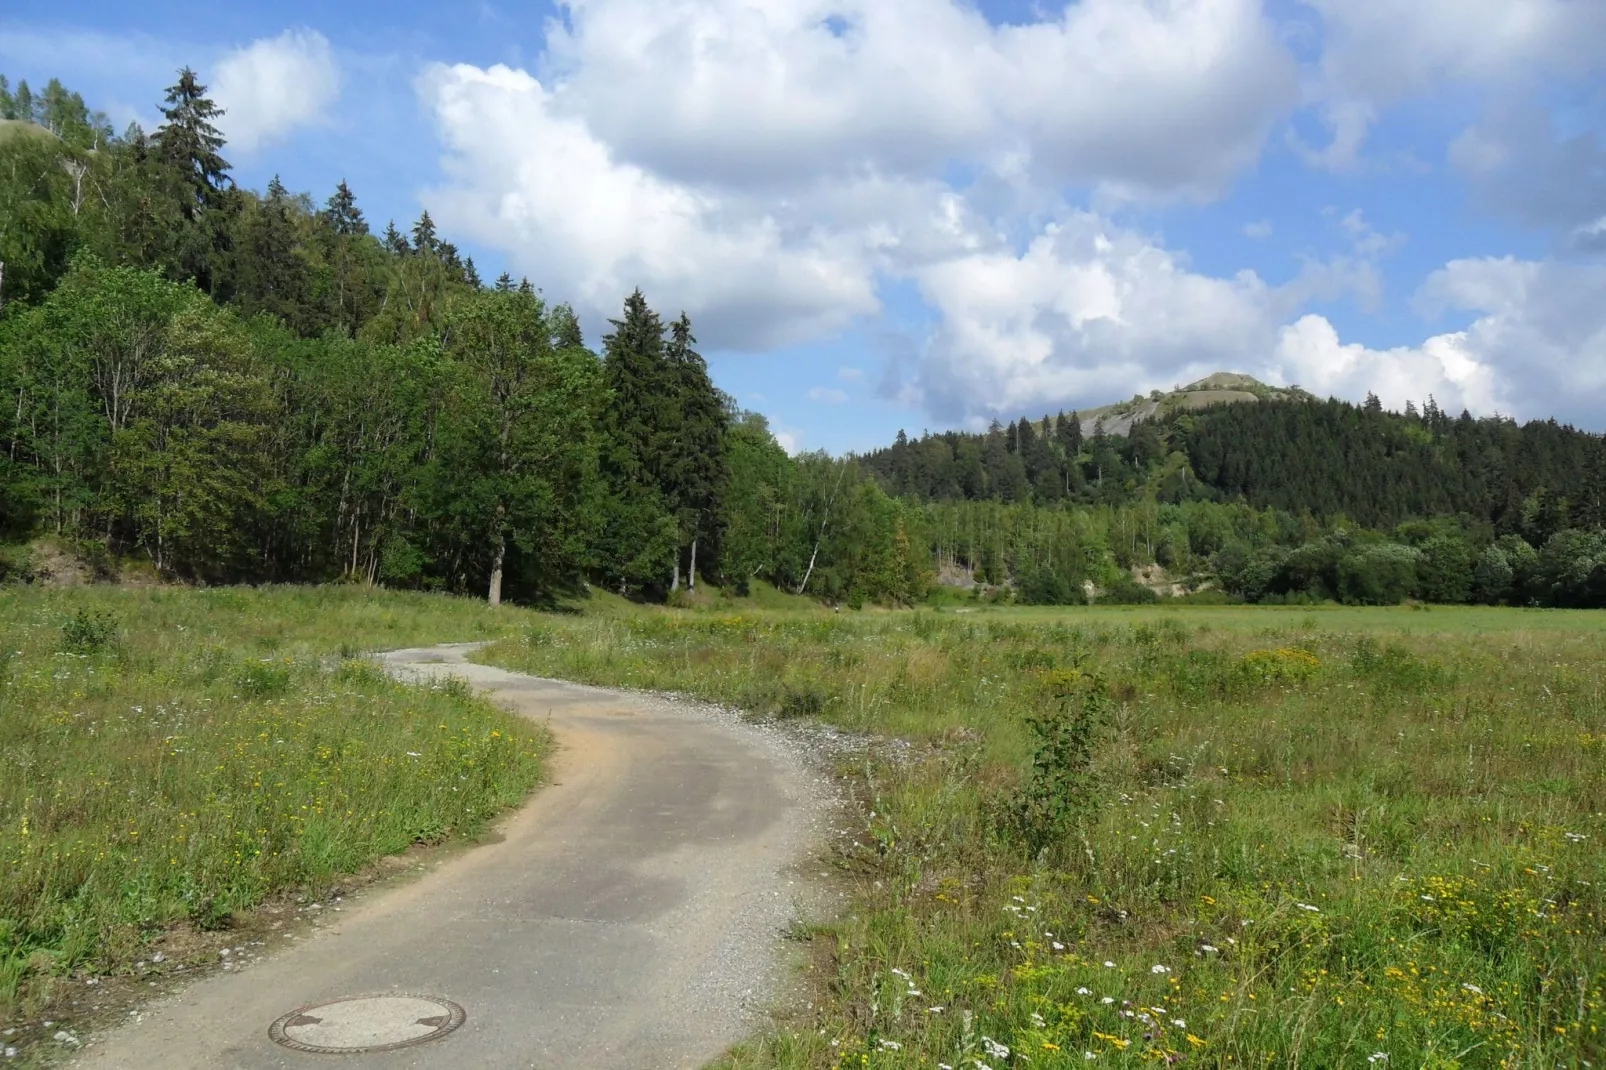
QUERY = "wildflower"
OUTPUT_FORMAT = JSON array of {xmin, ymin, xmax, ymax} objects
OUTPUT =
[
  {"xmin": 1076, "ymin": 987, "xmax": 1092, "ymax": 995},
  {"xmin": 878, "ymin": 1039, "xmax": 902, "ymax": 1051},
  {"xmin": 1053, "ymin": 941, "xmax": 1066, "ymax": 951},
  {"xmin": 1186, "ymin": 1034, "xmax": 1206, "ymax": 1048},
  {"xmin": 1296, "ymin": 903, "xmax": 1320, "ymax": 913},
  {"xmin": 1171, "ymin": 1019, "xmax": 1187, "ymax": 1028},
  {"xmin": 1101, "ymin": 997, "xmax": 1116, "ymax": 1005},
  {"xmin": 927, "ymin": 1006, "xmax": 945, "ymax": 1014},
  {"xmin": 1199, "ymin": 944, "xmax": 1219, "ymax": 954},
  {"xmin": 1085, "ymin": 1053, "xmax": 1098, "ymax": 1061},
  {"xmin": 1031, "ymin": 1012, "xmax": 1047, "ymax": 1028},
  {"xmin": 1367, "ymin": 1054, "xmax": 1388, "ymax": 1064},
  {"xmin": 982, "ymin": 1037, "xmax": 1010, "ymax": 1059},
  {"xmin": 1151, "ymin": 964, "xmax": 1171, "ymax": 974},
  {"xmin": 1103, "ymin": 960, "xmax": 1117, "ymax": 968},
  {"xmin": 1462, "ymin": 983, "xmax": 1482, "ymax": 995}
]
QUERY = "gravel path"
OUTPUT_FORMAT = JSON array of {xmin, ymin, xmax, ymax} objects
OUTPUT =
[{"xmin": 72, "ymin": 643, "xmax": 841, "ymax": 1069}]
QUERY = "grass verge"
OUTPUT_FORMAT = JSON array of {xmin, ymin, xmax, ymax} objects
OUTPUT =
[
  {"xmin": 0, "ymin": 585, "xmax": 547, "ymax": 1025},
  {"xmin": 479, "ymin": 604, "xmax": 1606, "ymax": 1069}
]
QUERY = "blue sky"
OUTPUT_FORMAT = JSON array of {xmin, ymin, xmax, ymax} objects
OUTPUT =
[{"xmin": 3, "ymin": 0, "xmax": 1604, "ymax": 454}]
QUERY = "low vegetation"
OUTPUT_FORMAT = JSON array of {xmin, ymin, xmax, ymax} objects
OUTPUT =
[
  {"xmin": 479, "ymin": 603, "xmax": 1605, "ymax": 1068},
  {"xmin": 0, "ymin": 585, "xmax": 546, "ymax": 1017}
]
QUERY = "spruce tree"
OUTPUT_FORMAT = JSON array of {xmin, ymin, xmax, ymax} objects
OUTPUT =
[
  {"xmin": 155, "ymin": 68, "xmax": 231, "ymax": 220},
  {"xmin": 321, "ymin": 180, "xmax": 366, "ymax": 236},
  {"xmin": 494, "ymin": 272, "xmax": 515, "ymax": 293},
  {"xmin": 664, "ymin": 311, "xmax": 728, "ymax": 588},
  {"xmin": 0, "ymin": 75, "xmax": 12, "ymax": 120},
  {"xmin": 410, "ymin": 211, "xmax": 437, "ymax": 254},
  {"xmin": 382, "ymin": 220, "xmax": 409, "ymax": 256}
]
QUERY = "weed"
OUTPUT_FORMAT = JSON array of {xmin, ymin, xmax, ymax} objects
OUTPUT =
[{"xmin": 59, "ymin": 608, "xmax": 118, "ymax": 654}]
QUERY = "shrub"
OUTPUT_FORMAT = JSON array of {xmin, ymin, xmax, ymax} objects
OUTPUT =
[
  {"xmin": 1001, "ymin": 671, "xmax": 1111, "ymax": 859},
  {"xmin": 60, "ymin": 609, "xmax": 118, "ymax": 654},
  {"xmin": 1337, "ymin": 543, "xmax": 1420, "ymax": 605}
]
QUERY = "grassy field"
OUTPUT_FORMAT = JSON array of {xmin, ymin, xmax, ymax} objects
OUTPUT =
[
  {"xmin": 0, "ymin": 585, "xmax": 547, "ymax": 1020},
  {"xmin": 479, "ymin": 601, "xmax": 1606, "ymax": 1069}
]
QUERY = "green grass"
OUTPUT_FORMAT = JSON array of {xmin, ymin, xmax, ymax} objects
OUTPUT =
[
  {"xmin": 0, "ymin": 584, "xmax": 549, "ymax": 1017},
  {"xmin": 479, "ymin": 603, "xmax": 1606, "ymax": 1069}
]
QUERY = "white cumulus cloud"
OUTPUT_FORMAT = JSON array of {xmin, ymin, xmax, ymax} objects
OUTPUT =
[{"xmin": 212, "ymin": 28, "xmax": 340, "ymax": 154}]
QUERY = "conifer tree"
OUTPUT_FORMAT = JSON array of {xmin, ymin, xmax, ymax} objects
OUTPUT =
[
  {"xmin": 321, "ymin": 180, "xmax": 366, "ymax": 236},
  {"xmin": 381, "ymin": 220, "xmax": 408, "ymax": 256},
  {"xmin": 0, "ymin": 75, "xmax": 13, "ymax": 120},
  {"xmin": 410, "ymin": 211, "xmax": 437, "ymax": 254}
]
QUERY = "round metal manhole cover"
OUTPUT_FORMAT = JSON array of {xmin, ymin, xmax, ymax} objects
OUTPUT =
[{"xmin": 268, "ymin": 994, "xmax": 466, "ymax": 1054}]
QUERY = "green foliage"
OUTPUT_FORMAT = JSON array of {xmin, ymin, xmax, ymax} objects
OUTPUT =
[
  {"xmin": 1002, "ymin": 670, "xmax": 1110, "ymax": 859},
  {"xmin": 1337, "ymin": 542, "xmax": 1421, "ymax": 605},
  {"xmin": 58, "ymin": 607, "xmax": 117, "ymax": 653}
]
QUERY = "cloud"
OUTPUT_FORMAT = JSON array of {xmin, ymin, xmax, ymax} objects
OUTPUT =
[
  {"xmin": 1338, "ymin": 208, "xmax": 1406, "ymax": 259},
  {"xmin": 212, "ymin": 29, "xmax": 340, "ymax": 154},
  {"xmin": 1449, "ymin": 101, "xmax": 1606, "ymax": 244},
  {"xmin": 807, "ymin": 387, "xmax": 850, "ymax": 404},
  {"xmin": 1244, "ymin": 219, "xmax": 1274, "ymax": 240},
  {"xmin": 421, "ymin": 62, "xmax": 881, "ymax": 349},
  {"xmin": 836, "ymin": 366, "xmax": 865, "ymax": 381},
  {"xmin": 1297, "ymin": 0, "xmax": 1606, "ymax": 168},
  {"xmin": 892, "ymin": 205, "xmax": 1605, "ymax": 426},
  {"xmin": 539, "ymin": 0, "xmax": 1298, "ymax": 200}
]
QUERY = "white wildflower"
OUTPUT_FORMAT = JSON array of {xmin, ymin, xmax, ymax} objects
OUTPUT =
[
  {"xmin": 1151, "ymin": 964, "xmax": 1171, "ymax": 974},
  {"xmin": 982, "ymin": 1037, "xmax": 1010, "ymax": 1059}
]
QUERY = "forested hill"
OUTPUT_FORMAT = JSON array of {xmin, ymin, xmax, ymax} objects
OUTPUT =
[{"xmin": 860, "ymin": 391, "xmax": 1606, "ymax": 533}]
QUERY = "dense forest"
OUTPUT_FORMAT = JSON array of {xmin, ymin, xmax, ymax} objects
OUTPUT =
[{"xmin": 2, "ymin": 70, "xmax": 1604, "ymax": 608}]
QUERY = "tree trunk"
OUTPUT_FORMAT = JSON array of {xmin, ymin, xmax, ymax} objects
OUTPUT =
[
  {"xmin": 488, "ymin": 536, "xmax": 505, "ymax": 607},
  {"xmin": 689, "ymin": 536, "xmax": 698, "ymax": 590},
  {"xmin": 670, "ymin": 553, "xmax": 680, "ymax": 593}
]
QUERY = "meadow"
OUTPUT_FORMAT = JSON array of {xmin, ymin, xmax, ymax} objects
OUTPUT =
[
  {"xmin": 0, "ymin": 585, "xmax": 547, "ymax": 1018},
  {"xmin": 478, "ymin": 600, "xmax": 1606, "ymax": 1069}
]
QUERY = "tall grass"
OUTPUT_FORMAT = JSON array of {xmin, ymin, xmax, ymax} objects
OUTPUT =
[
  {"xmin": 0, "ymin": 585, "xmax": 547, "ymax": 1015},
  {"xmin": 480, "ymin": 605, "xmax": 1606, "ymax": 1069}
]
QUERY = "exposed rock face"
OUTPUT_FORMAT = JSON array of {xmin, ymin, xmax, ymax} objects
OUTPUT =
[{"xmin": 1072, "ymin": 372, "xmax": 1306, "ymax": 437}]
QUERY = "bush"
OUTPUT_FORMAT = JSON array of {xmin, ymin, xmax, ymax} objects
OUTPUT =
[
  {"xmin": 1001, "ymin": 671, "xmax": 1111, "ymax": 859},
  {"xmin": 1017, "ymin": 566, "xmax": 1082, "ymax": 606},
  {"xmin": 60, "ymin": 609, "xmax": 118, "ymax": 654},
  {"xmin": 1337, "ymin": 543, "xmax": 1420, "ymax": 605},
  {"xmin": 1416, "ymin": 534, "xmax": 1473, "ymax": 604},
  {"xmin": 1098, "ymin": 578, "xmax": 1159, "ymax": 605}
]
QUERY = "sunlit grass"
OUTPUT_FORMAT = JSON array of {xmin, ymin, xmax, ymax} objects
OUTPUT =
[
  {"xmin": 0, "ymin": 585, "xmax": 548, "ymax": 1015},
  {"xmin": 481, "ymin": 603, "xmax": 1606, "ymax": 1069}
]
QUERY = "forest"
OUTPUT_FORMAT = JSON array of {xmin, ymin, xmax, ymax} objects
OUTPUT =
[{"xmin": 2, "ymin": 69, "xmax": 1605, "ymax": 608}]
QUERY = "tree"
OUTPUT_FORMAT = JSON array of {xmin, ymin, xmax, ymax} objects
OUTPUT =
[
  {"xmin": 382, "ymin": 221, "xmax": 409, "ymax": 257},
  {"xmin": 438, "ymin": 288, "xmax": 605, "ymax": 604},
  {"xmin": 321, "ymin": 180, "xmax": 366, "ymax": 236},
  {"xmin": 595, "ymin": 290, "xmax": 677, "ymax": 595},
  {"xmin": 231, "ymin": 176, "xmax": 315, "ymax": 331},
  {"xmin": 410, "ymin": 211, "xmax": 437, "ymax": 255},
  {"xmin": 663, "ymin": 311, "xmax": 727, "ymax": 589},
  {"xmin": 154, "ymin": 68, "xmax": 232, "ymax": 291},
  {"xmin": 1416, "ymin": 533, "xmax": 1473, "ymax": 604}
]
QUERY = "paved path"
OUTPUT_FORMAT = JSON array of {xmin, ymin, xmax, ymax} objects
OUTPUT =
[{"xmin": 75, "ymin": 644, "xmax": 822, "ymax": 1069}]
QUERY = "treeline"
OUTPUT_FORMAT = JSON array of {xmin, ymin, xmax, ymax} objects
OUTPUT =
[
  {"xmin": 1, "ymin": 69, "xmax": 1602, "ymax": 609},
  {"xmin": 0, "ymin": 69, "xmax": 947, "ymax": 605},
  {"xmin": 862, "ymin": 397, "xmax": 1606, "ymax": 532}
]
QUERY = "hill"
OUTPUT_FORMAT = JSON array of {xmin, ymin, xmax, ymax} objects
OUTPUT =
[
  {"xmin": 859, "ymin": 384, "xmax": 1606, "ymax": 532},
  {"xmin": 1070, "ymin": 371, "xmax": 1306, "ymax": 437},
  {"xmin": 0, "ymin": 118, "xmax": 58, "ymax": 145}
]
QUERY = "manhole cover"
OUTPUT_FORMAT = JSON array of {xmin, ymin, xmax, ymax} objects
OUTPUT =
[{"xmin": 268, "ymin": 994, "xmax": 466, "ymax": 1054}]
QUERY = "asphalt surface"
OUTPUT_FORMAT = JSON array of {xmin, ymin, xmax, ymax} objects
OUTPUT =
[{"xmin": 73, "ymin": 644, "xmax": 823, "ymax": 1069}]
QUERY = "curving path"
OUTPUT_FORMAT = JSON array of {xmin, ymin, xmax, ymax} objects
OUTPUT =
[{"xmin": 74, "ymin": 644, "xmax": 824, "ymax": 1069}]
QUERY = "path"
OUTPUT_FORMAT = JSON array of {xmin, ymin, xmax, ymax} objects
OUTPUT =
[{"xmin": 74, "ymin": 644, "xmax": 824, "ymax": 1069}]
